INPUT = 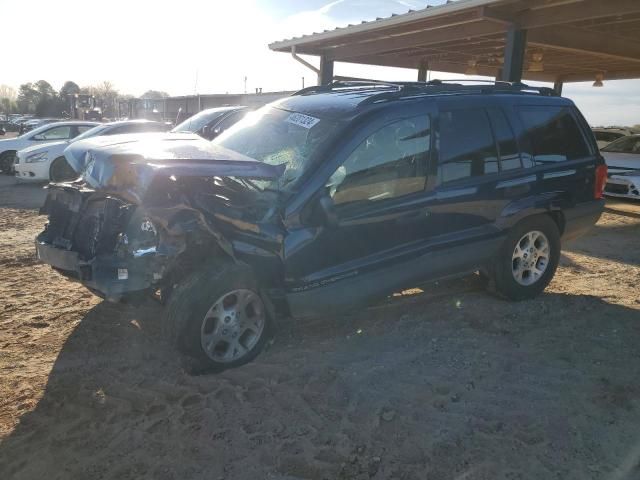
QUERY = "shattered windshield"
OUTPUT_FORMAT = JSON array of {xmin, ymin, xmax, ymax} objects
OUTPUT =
[{"xmin": 213, "ymin": 106, "xmax": 339, "ymax": 192}]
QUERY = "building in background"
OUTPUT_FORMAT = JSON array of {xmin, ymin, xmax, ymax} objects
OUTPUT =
[{"xmin": 119, "ymin": 90, "xmax": 294, "ymax": 123}]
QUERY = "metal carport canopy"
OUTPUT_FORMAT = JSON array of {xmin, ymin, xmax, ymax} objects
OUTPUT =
[{"xmin": 268, "ymin": 0, "xmax": 640, "ymax": 86}]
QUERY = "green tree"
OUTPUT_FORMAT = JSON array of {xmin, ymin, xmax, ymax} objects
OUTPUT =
[
  {"xmin": 16, "ymin": 83, "xmax": 38, "ymax": 113},
  {"xmin": 59, "ymin": 81, "xmax": 80, "ymax": 98},
  {"xmin": 34, "ymin": 80, "xmax": 56, "ymax": 98}
]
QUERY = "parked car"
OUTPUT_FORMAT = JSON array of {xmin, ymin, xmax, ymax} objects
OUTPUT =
[
  {"xmin": 0, "ymin": 121, "xmax": 99, "ymax": 173},
  {"xmin": 592, "ymin": 127, "xmax": 633, "ymax": 149},
  {"xmin": 35, "ymin": 81, "xmax": 605, "ymax": 371},
  {"xmin": 600, "ymin": 134, "xmax": 640, "ymax": 199},
  {"xmin": 171, "ymin": 106, "xmax": 248, "ymax": 140},
  {"xmin": 15, "ymin": 120, "xmax": 172, "ymax": 182},
  {"xmin": 21, "ymin": 118, "xmax": 63, "ymax": 134}
]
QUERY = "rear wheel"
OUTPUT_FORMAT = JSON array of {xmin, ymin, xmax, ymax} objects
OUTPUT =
[
  {"xmin": 491, "ymin": 216, "xmax": 560, "ymax": 300},
  {"xmin": 165, "ymin": 261, "xmax": 271, "ymax": 373},
  {"xmin": 50, "ymin": 156, "xmax": 77, "ymax": 182}
]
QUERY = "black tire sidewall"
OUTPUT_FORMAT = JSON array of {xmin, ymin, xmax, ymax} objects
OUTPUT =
[
  {"xmin": 165, "ymin": 261, "xmax": 272, "ymax": 373},
  {"xmin": 494, "ymin": 215, "xmax": 561, "ymax": 301},
  {"xmin": 50, "ymin": 157, "xmax": 71, "ymax": 182},
  {"xmin": 0, "ymin": 151, "xmax": 16, "ymax": 173}
]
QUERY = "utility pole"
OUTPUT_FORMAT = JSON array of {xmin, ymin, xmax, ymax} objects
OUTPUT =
[{"xmin": 244, "ymin": 76, "xmax": 247, "ymax": 94}]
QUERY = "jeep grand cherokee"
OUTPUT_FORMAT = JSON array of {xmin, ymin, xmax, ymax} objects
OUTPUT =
[{"xmin": 35, "ymin": 81, "xmax": 606, "ymax": 371}]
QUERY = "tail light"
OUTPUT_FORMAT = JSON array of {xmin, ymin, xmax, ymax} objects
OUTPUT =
[{"xmin": 594, "ymin": 164, "xmax": 608, "ymax": 199}]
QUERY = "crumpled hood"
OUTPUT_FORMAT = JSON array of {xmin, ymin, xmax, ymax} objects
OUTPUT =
[
  {"xmin": 64, "ymin": 132, "xmax": 191, "ymax": 172},
  {"xmin": 62, "ymin": 133, "xmax": 284, "ymax": 201}
]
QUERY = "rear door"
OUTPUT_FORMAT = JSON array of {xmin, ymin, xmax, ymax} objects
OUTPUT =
[{"xmin": 424, "ymin": 99, "xmax": 517, "ymax": 265}]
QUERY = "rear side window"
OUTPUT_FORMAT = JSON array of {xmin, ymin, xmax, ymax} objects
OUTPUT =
[
  {"xmin": 517, "ymin": 106, "xmax": 590, "ymax": 164},
  {"xmin": 486, "ymin": 108, "xmax": 522, "ymax": 171},
  {"xmin": 438, "ymin": 109, "xmax": 498, "ymax": 184}
]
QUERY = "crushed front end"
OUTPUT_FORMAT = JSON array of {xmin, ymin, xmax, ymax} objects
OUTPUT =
[
  {"xmin": 35, "ymin": 136, "xmax": 285, "ymax": 301},
  {"xmin": 36, "ymin": 183, "xmax": 169, "ymax": 300}
]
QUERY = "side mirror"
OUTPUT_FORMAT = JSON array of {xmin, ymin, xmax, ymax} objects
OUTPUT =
[{"xmin": 318, "ymin": 193, "xmax": 338, "ymax": 228}]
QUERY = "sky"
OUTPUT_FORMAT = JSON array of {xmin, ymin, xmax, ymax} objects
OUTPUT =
[{"xmin": 1, "ymin": 0, "xmax": 639, "ymax": 126}]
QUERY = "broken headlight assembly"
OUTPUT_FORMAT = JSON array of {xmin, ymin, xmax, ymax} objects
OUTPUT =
[{"xmin": 117, "ymin": 212, "xmax": 159, "ymax": 258}]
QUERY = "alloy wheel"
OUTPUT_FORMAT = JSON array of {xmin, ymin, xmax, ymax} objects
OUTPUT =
[
  {"xmin": 511, "ymin": 230, "xmax": 551, "ymax": 286},
  {"xmin": 200, "ymin": 289, "xmax": 266, "ymax": 363}
]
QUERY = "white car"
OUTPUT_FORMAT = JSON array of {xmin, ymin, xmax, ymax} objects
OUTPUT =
[
  {"xmin": 14, "ymin": 120, "xmax": 170, "ymax": 182},
  {"xmin": 601, "ymin": 135, "xmax": 640, "ymax": 200},
  {"xmin": 592, "ymin": 128, "xmax": 632, "ymax": 150},
  {"xmin": 0, "ymin": 121, "xmax": 98, "ymax": 173}
]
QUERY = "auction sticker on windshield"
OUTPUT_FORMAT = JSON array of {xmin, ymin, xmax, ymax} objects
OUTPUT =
[{"xmin": 286, "ymin": 112, "xmax": 320, "ymax": 129}]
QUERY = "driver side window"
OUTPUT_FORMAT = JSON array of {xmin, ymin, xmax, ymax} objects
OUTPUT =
[
  {"xmin": 34, "ymin": 125, "xmax": 72, "ymax": 141},
  {"xmin": 327, "ymin": 116, "xmax": 431, "ymax": 206}
]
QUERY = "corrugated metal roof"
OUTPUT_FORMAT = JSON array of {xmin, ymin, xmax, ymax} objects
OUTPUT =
[{"xmin": 269, "ymin": 0, "xmax": 502, "ymax": 50}]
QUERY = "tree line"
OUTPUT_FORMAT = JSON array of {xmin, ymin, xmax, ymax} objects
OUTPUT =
[{"xmin": 0, "ymin": 80, "xmax": 169, "ymax": 119}]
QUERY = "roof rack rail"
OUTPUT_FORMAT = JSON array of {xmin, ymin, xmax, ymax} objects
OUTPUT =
[
  {"xmin": 292, "ymin": 80, "xmax": 402, "ymax": 96},
  {"xmin": 293, "ymin": 79, "xmax": 558, "ymax": 99},
  {"xmin": 358, "ymin": 79, "xmax": 558, "ymax": 105}
]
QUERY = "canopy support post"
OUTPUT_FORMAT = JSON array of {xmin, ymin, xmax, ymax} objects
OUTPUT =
[
  {"xmin": 418, "ymin": 61, "xmax": 428, "ymax": 82},
  {"xmin": 319, "ymin": 55, "xmax": 334, "ymax": 85},
  {"xmin": 501, "ymin": 26, "xmax": 527, "ymax": 83},
  {"xmin": 553, "ymin": 79, "xmax": 564, "ymax": 95}
]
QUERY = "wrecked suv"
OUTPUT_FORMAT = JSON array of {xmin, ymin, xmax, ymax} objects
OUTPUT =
[{"xmin": 36, "ymin": 81, "xmax": 606, "ymax": 371}]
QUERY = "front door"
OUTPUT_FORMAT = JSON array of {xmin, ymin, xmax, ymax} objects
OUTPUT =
[{"xmin": 284, "ymin": 111, "xmax": 438, "ymax": 317}]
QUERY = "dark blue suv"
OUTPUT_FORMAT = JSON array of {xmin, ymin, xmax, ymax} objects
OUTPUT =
[{"xmin": 36, "ymin": 81, "xmax": 607, "ymax": 371}]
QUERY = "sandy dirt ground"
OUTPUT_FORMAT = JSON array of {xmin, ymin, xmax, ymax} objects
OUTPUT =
[{"xmin": 0, "ymin": 175, "xmax": 639, "ymax": 480}]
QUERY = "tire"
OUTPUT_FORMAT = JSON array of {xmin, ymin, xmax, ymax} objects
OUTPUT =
[
  {"xmin": 491, "ymin": 215, "xmax": 560, "ymax": 301},
  {"xmin": 49, "ymin": 156, "xmax": 77, "ymax": 182},
  {"xmin": 165, "ymin": 260, "xmax": 272, "ymax": 373},
  {"xmin": 0, "ymin": 151, "xmax": 16, "ymax": 174}
]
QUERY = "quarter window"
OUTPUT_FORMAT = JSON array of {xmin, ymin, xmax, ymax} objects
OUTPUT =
[
  {"xmin": 438, "ymin": 109, "xmax": 499, "ymax": 184},
  {"xmin": 327, "ymin": 116, "xmax": 431, "ymax": 206},
  {"xmin": 518, "ymin": 106, "xmax": 590, "ymax": 164}
]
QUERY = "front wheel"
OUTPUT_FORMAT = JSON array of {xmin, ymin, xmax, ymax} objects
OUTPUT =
[
  {"xmin": 490, "ymin": 215, "xmax": 560, "ymax": 301},
  {"xmin": 165, "ymin": 261, "xmax": 272, "ymax": 373},
  {"xmin": 49, "ymin": 156, "xmax": 78, "ymax": 182},
  {"xmin": 0, "ymin": 151, "xmax": 16, "ymax": 174}
]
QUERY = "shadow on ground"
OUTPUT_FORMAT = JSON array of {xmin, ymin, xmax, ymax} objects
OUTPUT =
[{"xmin": 2, "ymin": 283, "xmax": 640, "ymax": 480}]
